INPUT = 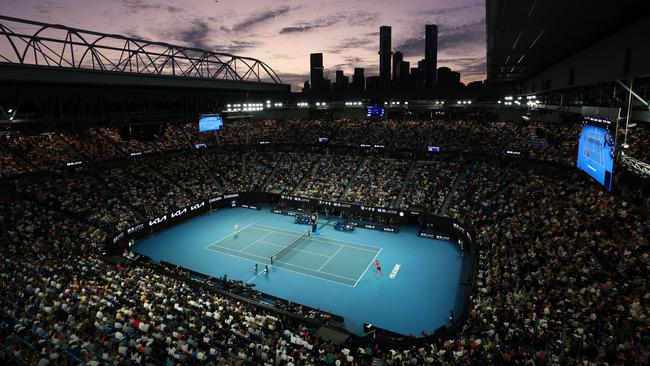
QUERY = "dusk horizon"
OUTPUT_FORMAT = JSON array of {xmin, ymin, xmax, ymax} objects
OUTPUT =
[{"xmin": 1, "ymin": 0, "xmax": 486, "ymax": 91}]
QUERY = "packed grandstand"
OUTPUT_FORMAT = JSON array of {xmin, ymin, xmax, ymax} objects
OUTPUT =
[{"xmin": 1, "ymin": 118, "xmax": 648, "ymax": 365}]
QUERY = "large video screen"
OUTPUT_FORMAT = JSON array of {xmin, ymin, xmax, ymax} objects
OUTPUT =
[
  {"xmin": 366, "ymin": 105, "xmax": 385, "ymax": 118},
  {"xmin": 576, "ymin": 116, "xmax": 615, "ymax": 190},
  {"xmin": 198, "ymin": 114, "xmax": 223, "ymax": 132}
]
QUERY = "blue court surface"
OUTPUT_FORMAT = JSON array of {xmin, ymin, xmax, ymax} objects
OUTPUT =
[{"xmin": 132, "ymin": 207, "xmax": 469, "ymax": 336}]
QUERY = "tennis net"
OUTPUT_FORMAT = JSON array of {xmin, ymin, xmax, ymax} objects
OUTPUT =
[{"xmin": 270, "ymin": 230, "xmax": 310, "ymax": 264}]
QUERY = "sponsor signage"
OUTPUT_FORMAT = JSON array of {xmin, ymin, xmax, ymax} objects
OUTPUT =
[
  {"xmin": 419, "ymin": 231, "xmax": 452, "ymax": 242},
  {"xmin": 241, "ymin": 204, "xmax": 261, "ymax": 210},
  {"xmin": 279, "ymin": 194, "xmax": 404, "ymax": 218},
  {"xmin": 389, "ymin": 264, "xmax": 401, "ymax": 279}
]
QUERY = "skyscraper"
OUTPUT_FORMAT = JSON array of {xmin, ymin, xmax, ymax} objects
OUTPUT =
[
  {"xmin": 310, "ymin": 53, "xmax": 324, "ymax": 91},
  {"xmin": 437, "ymin": 67, "xmax": 461, "ymax": 88},
  {"xmin": 425, "ymin": 24, "xmax": 438, "ymax": 88},
  {"xmin": 379, "ymin": 26, "xmax": 392, "ymax": 88},
  {"xmin": 352, "ymin": 67, "xmax": 365, "ymax": 91},
  {"xmin": 399, "ymin": 61, "xmax": 410, "ymax": 84},
  {"xmin": 392, "ymin": 51, "xmax": 403, "ymax": 82},
  {"xmin": 335, "ymin": 70, "xmax": 348, "ymax": 91}
]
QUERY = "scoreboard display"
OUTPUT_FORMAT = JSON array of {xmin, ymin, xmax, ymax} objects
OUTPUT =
[{"xmin": 366, "ymin": 105, "xmax": 385, "ymax": 118}]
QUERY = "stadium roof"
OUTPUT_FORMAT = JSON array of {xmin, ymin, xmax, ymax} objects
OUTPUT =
[{"xmin": 486, "ymin": 0, "xmax": 650, "ymax": 84}]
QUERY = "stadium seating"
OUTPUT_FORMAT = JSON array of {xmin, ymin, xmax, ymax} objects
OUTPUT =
[{"xmin": 0, "ymin": 119, "xmax": 648, "ymax": 365}]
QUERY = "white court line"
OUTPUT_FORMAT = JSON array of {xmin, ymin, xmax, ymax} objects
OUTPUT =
[
  {"xmin": 204, "ymin": 245, "xmax": 356, "ymax": 287},
  {"xmin": 354, "ymin": 247, "xmax": 383, "ymax": 287},
  {"xmin": 250, "ymin": 223, "xmax": 381, "ymax": 252},
  {"xmin": 257, "ymin": 240, "xmax": 333, "ymax": 258},
  {"xmin": 207, "ymin": 243, "xmax": 357, "ymax": 281},
  {"xmin": 240, "ymin": 231, "xmax": 273, "ymax": 253},
  {"xmin": 203, "ymin": 223, "xmax": 255, "ymax": 249},
  {"xmin": 246, "ymin": 270, "xmax": 266, "ymax": 284},
  {"xmin": 318, "ymin": 245, "xmax": 344, "ymax": 271}
]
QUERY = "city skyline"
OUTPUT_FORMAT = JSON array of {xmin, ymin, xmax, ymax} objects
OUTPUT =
[{"xmin": 0, "ymin": 0, "xmax": 487, "ymax": 91}]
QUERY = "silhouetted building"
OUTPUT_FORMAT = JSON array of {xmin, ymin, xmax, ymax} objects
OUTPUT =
[
  {"xmin": 392, "ymin": 51, "xmax": 403, "ymax": 82},
  {"xmin": 366, "ymin": 76, "xmax": 381, "ymax": 90},
  {"xmin": 322, "ymin": 78, "xmax": 332, "ymax": 92},
  {"xmin": 302, "ymin": 81, "xmax": 311, "ymax": 92},
  {"xmin": 352, "ymin": 68, "xmax": 365, "ymax": 91},
  {"xmin": 411, "ymin": 67, "xmax": 425, "ymax": 88},
  {"xmin": 425, "ymin": 24, "xmax": 438, "ymax": 88},
  {"xmin": 379, "ymin": 26, "xmax": 392, "ymax": 88},
  {"xmin": 437, "ymin": 67, "xmax": 461, "ymax": 88},
  {"xmin": 399, "ymin": 61, "xmax": 410, "ymax": 84},
  {"xmin": 467, "ymin": 80, "xmax": 484, "ymax": 88},
  {"xmin": 310, "ymin": 53, "xmax": 325, "ymax": 92},
  {"xmin": 335, "ymin": 70, "xmax": 349, "ymax": 91}
]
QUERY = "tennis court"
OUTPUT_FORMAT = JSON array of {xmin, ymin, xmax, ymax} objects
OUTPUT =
[
  {"xmin": 584, "ymin": 134, "xmax": 604, "ymax": 166},
  {"xmin": 205, "ymin": 223, "xmax": 381, "ymax": 286}
]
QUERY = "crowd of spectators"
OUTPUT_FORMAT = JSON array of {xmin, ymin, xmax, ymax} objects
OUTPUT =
[
  {"xmin": 0, "ymin": 136, "xmax": 31, "ymax": 177},
  {"xmin": 0, "ymin": 195, "xmax": 370, "ymax": 365},
  {"xmin": 624, "ymin": 125, "xmax": 650, "ymax": 162},
  {"xmin": 59, "ymin": 128, "xmax": 126, "ymax": 161},
  {"xmin": 427, "ymin": 120, "xmax": 473, "ymax": 151},
  {"xmin": 446, "ymin": 162, "xmax": 520, "ymax": 223},
  {"xmin": 401, "ymin": 161, "xmax": 462, "ymax": 213},
  {"xmin": 146, "ymin": 152, "xmax": 222, "ymax": 199},
  {"xmin": 3, "ymin": 132, "xmax": 81, "ymax": 169},
  {"xmin": 1, "ymin": 119, "xmax": 649, "ymax": 365},
  {"xmin": 18, "ymin": 172, "xmax": 138, "ymax": 234},
  {"xmin": 242, "ymin": 152, "xmax": 280, "ymax": 192},
  {"xmin": 294, "ymin": 154, "xmax": 361, "ymax": 200},
  {"xmin": 342, "ymin": 158, "xmax": 409, "ymax": 208},
  {"xmin": 265, "ymin": 153, "xmax": 322, "ymax": 194},
  {"xmin": 97, "ymin": 159, "xmax": 193, "ymax": 218}
]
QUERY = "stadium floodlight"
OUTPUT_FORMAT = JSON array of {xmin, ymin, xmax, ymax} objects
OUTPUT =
[
  {"xmin": 505, "ymin": 96, "xmax": 513, "ymax": 100},
  {"xmin": 457, "ymin": 100, "xmax": 462, "ymax": 104},
  {"xmin": 468, "ymin": 101, "xmax": 472, "ymax": 104},
  {"xmin": 498, "ymin": 101, "xmax": 502, "ymax": 104},
  {"xmin": 316, "ymin": 102, "xmax": 320, "ymax": 106},
  {"xmin": 226, "ymin": 104, "xmax": 231, "ymax": 108},
  {"xmin": 404, "ymin": 102, "xmax": 408, "ymax": 105},
  {"xmin": 384, "ymin": 102, "xmax": 388, "ymax": 105}
]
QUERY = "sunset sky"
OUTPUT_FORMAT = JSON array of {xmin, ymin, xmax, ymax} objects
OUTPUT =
[{"xmin": 1, "ymin": 0, "xmax": 486, "ymax": 91}]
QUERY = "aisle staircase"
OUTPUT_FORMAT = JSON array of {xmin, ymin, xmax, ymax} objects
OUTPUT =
[
  {"xmin": 262, "ymin": 153, "xmax": 284, "ymax": 190},
  {"xmin": 338, "ymin": 157, "xmax": 366, "ymax": 201},
  {"xmin": 439, "ymin": 166, "xmax": 467, "ymax": 214},
  {"xmin": 395, "ymin": 160, "xmax": 416, "ymax": 207},
  {"xmin": 195, "ymin": 150, "xmax": 224, "ymax": 192}
]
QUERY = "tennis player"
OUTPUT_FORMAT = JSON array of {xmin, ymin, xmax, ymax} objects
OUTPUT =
[
  {"xmin": 374, "ymin": 259, "xmax": 383, "ymax": 276},
  {"xmin": 234, "ymin": 223, "xmax": 240, "ymax": 238}
]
